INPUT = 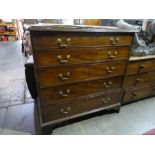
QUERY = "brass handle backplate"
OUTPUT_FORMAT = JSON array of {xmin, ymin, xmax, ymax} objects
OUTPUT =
[
  {"xmin": 140, "ymin": 64, "xmax": 145, "ymax": 69},
  {"xmin": 132, "ymin": 92, "xmax": 138, "ymax": 97},
  {"xmin": 57, "ymin": 55, "xmax": 71, "ymax": 64},
  {"xmin": 110, "ymin": 37, "xmax": 120, "ymax": 45},
  {"xmin": 108, "ymin": 51, "xmax": 118, "ymax": 59},
  {"xmin": 102, "ymin": 98, "xmax": 111, "ymax": 104},
  {"xmin": 59, "ymin": 89, "xmax": 70, "ymax": 97},
  {"xmin": 57, "ymin": 38, "xmax": 71, "ymax": 48},
  {"xmin": 105, "ymin": 66, "xmax": 115, "ymax": 73},
  {"xmin": 59, "ymin": 72, "xmax": 70, "ymax": 81},
  {"xmin": 103, "ymin": 81, "xmax": 112, "ymax": 88},
  {"xmin": 152, "ymin": 86, "xmax": 155, "ymax": 92},
  {"xmin": 136, "ymin": 78, "xmax": 143, "ymax": 82},
  {"xmin": 60, "ymin": 107, "xmax": 71, "ymax": 115}
]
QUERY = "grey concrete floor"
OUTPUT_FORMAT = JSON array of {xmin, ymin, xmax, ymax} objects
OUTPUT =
[
  {"xmin": 0, "ymin": 41, "xmax": 155, "ymax": 135},
  {"xmin": 0, "ymin": 41, "xmax": 35, "ymax": 134}
]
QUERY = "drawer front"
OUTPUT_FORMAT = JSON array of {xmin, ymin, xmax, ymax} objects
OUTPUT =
[
  {"xmin": 36, "ymin": 47, "xmax": 130, "ymax": 66},
  {"xmin": 42, "ymin": 90, "xmax": 121, "ymax": 122},
  {"xmin": 33, "ymin": 35, "xmax": 133, "ymax": 49},
  {"xmin": 40, "ymin": 76, "xmax": 123, "ymax": 104},
  {"xmin": 128, "ymin": 59, "xmax": 155, "ymax": 74},
  {"xmin": 38, "ymin": 61, "xmax": 126, "ymax": 88},
  {"xmin": 126, "ymin": 71, "xmax": 155, "ymax": 88},
  {"xmin": 123, "ymin": 83, "xmax": 155, "ymax": 103}
]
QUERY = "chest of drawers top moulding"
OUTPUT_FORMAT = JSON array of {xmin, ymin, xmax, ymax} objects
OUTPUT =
[
  {"xmin": 28, "ymin": 25, "xmax": 140, "ymax": 33},
  {"xmin": 130, "ymin": 55, "xmax": 155, "ymax": 61}
]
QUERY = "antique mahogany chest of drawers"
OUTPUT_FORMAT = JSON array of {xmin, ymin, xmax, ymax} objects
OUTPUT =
[
  {"xmin": 29, "ymin": 25, "xmax": 136, "ymax": 134},
  {"xmin": 123, "ymin": 56, "xmax": 155, "ymax": 104}
]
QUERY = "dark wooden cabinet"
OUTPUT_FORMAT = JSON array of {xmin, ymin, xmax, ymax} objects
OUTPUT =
[
  {"xmin": 123, "ymin": 57, "xmax": 155, "ymax": 104},
  {"xmin": 29, "ymin": 25, "xmax": 136, "ymax": 134}
]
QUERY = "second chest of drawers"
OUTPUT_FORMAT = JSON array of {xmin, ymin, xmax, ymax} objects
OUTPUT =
[{"xmin": 123, "ymin": 57, "xmax": 155, "ymax": 103}]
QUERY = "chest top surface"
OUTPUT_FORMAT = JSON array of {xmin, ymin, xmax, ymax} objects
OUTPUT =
[{"xmin": 28, "ymin": 24, "xmax": 140, "ymax": 33}]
